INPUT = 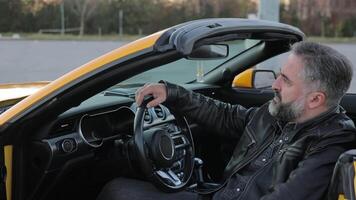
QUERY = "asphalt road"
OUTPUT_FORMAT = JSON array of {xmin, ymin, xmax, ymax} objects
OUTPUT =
[
  {"xmin": 1, "ymin": 40, "xmax": 356, "ymax": 93},
  {"xmin": 0, "ymin": 40, "xmax": 127, "ymax": 83}
]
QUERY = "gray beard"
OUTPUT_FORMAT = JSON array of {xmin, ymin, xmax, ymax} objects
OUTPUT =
[{"xmin": 268, "ymin": 96, "xmax": 304, "ymax": 122}]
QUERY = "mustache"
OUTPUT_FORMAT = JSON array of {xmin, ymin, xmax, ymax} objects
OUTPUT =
[{"xmin": 273, "ymin": 90, "xmax": 281, "ymax": 100}]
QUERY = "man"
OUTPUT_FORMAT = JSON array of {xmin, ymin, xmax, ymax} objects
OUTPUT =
[{"xmin": 98, "ymin": 42, "xmax": 355, "ymax": 200}]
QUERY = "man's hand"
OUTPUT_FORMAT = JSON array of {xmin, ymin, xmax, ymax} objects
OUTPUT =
[{"xmin": 135, "ymin": 83, "xmax": 167, "ymax": 108}]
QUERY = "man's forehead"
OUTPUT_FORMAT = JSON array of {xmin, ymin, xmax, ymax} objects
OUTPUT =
[
  {"xmin": 282, "ymin": 54, "xmax": 303, "ymax": 71},
  {"xmin": 281, "ymin": 54, "xmax": 304, "ymax": 80}
]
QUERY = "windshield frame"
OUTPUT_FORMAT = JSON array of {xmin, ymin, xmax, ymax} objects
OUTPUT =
[{"xmin": 118, "ymin": 39, "xmax": 262, "ymax": 86}]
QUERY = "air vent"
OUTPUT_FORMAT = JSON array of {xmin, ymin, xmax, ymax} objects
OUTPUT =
[
  {"xmin": 103, "ymin": 88, "xmax": 136, "ymax": 98},
  {"xmin": 154, "ymin": 106, "xmax": 165, "ymax": 119}
]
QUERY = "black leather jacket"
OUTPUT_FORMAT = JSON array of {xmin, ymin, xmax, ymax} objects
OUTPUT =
[{"xmin": 162, "ymin": 82, "xmax": 356, "ymax": 200}]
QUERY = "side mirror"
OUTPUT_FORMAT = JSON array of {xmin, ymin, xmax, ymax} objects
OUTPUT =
[
  {"xmin": 232, "ymin": 68, "xmax": 276, "ymax": 89},
  {"xmin": 187, "ymin": 44, "xmax": 229, "ymax": 60}
]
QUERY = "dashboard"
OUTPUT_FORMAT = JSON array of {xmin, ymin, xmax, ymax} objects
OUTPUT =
[
  {"xmin": 44, "ymin": 102, "xmax": 178, "ymax": 153},
  {"xmin": 39, "ymin": 93, "xmax": 181, "ymax": 166},
  {"xmin": 24, "ymin": 84, "xmax": 222, "ymax": 200},
  {"xmin": 26, "ymin": 91, "xmax": 190, "ymax": 199}
]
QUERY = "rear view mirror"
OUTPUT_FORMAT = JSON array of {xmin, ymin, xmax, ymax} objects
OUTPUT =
[{"xmin": 187, "ymin": 44, "xmax": 229, "ymax": 60}]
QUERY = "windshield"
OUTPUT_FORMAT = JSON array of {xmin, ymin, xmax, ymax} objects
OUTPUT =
[{"xmin": 119, "ymin": 39, "xmax": 261, "ymax": 85}]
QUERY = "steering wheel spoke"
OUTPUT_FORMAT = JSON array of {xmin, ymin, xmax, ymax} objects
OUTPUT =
[
  {"xmin": 155, "ymin": 169, "xmax": 182, "ymax": 186},
  {"xmin": 172, "ymin": 134, "xmax": 190, "ymax": 149},
  {"xmin": 173, "ymin": 150, "xmax": 186, "ymax": 162},
  {"xmin": 170, "ymin": 130, "xmax": 182, "ymax": 135}
]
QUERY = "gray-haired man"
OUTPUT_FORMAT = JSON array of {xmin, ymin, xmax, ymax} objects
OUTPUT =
[{"xmin": 99, "ymin": 42, "xmax": 356, "ymax": 200}]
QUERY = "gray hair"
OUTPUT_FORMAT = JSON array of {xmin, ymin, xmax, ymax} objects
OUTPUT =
[{"xmin": 291, "ymin": 41, "xmax": 353, "ymax": 107}]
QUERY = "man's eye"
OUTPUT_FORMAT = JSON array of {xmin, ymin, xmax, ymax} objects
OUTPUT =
[{"xmin": 280, "ymin": 75, "xmax": 291, "ymax": 85}]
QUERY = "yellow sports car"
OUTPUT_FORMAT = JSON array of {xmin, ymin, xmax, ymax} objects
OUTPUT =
[{"xmin": 0, "ymin": 18, "xmax": 353, "ymax": 200}]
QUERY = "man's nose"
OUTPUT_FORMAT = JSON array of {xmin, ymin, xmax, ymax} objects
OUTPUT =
[{"xmin": 272, "ymin": 76, "xmax": 281, "ymax": 90}]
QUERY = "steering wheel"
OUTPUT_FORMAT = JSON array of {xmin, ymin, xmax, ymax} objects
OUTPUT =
[{"xmin": 133, "ymin": 97, "xmax": 195, "ymax": 192}]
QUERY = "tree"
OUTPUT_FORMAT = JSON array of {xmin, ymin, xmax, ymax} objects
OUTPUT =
[
  {"xmin": 65, "ymin": 0, "xmax": 98, "ymax": 36},
  {"xmin": 0, "ymin": 0, "xmax": 22, "ymax": 32}
]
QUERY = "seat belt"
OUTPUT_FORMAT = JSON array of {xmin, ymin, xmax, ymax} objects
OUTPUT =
[{"xmin": 0, "ymin": 145, "xmax": 7, "ymax": 200}]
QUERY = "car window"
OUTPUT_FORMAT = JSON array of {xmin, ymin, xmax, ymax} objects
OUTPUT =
[
  {"xmin": 118, "ymin": 39, "xmax": 261, "ymax": 85},
  {"xmin": 236, "ymin": 52, "xmax": 289, "ymax": 89},
  {"xmin": 256, "ymin": 52, "xmax": 289, "ymax": 76}
]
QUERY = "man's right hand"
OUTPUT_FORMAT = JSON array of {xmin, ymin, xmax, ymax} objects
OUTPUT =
[{"xmin": 135, "ymin": 83, "xmax": 167, "ymax": 108}]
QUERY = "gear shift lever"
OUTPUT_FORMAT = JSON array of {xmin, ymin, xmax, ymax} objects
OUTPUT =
[{"xmin": 194, "ymin": 158, "xmax": 204, "ymax": 187}]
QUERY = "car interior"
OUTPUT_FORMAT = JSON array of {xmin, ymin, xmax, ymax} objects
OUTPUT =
[{"xmin": 5, "ymin": 35, "xmax": 356, "ymax": 200}]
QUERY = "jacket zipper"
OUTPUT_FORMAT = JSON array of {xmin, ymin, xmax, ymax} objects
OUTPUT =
[
  {"xmin": 239, "ymin": 158, "xmax": 274, "ymax": 200},
  {"xmin": 238, "ymin": 132, "xmax": 285, "ymax": 199},
  {"xmin": 245, "ymin": 127, "xmax": 257, "ymax": 147},
  {"xmin": 197, "ymin": 131, "xmax": 275, "ymax": 195},
  {"xmin": 233, "ymin": 134, "xmax": 273, "ymax": 174}
]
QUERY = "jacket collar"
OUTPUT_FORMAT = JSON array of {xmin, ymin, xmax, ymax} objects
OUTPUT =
[{"xmin": 275, "ymin": 105, "xmax": 341, "ymax": 142}]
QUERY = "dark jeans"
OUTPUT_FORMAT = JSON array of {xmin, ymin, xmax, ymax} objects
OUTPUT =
[{"xmin": 97, "ymin": 178, "xmax": 199, "ymax": 200}]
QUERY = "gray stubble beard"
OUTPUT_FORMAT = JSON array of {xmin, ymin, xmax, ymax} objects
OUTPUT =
[{"xmin": 268, "ymin": 94, "xmax": 305, "ymax": 122}]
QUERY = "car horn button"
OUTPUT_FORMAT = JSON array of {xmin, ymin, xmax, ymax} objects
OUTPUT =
[{"xmin": 150, "ymin": 129, "xmax": 175, "ymax": 168}]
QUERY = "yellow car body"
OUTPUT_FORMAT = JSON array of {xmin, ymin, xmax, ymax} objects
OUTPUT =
[
  {"xmin": 0, "ymin": 82, "xmax": 50, "ymax": 108},
  {"xmin": 0, "ymin": 32, "xmax": 162, "ymax": 126},
  {"xmin": 0, "ymin": 32, "xmax": 162, "ymax": 200}
]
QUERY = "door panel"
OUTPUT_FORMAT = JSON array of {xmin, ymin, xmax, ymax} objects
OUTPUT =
[{"xmin": 217, "ymin": 87, "xmax": 274, "ymax": 108}]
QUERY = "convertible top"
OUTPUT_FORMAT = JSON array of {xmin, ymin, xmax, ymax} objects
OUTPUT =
[{"xmin": 154, "ymin": 18, "xmax": 305, "ymax": 55}]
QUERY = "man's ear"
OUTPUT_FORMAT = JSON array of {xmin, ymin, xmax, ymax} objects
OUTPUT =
[{"xmin": 308, "ymin": 92, "xmax": 326, "ymax": 109}]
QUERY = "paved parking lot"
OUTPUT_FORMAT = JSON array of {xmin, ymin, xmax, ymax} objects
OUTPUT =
[{"xmin": 0, "ymin": 40, "xmax": 127, "ymax": 83}]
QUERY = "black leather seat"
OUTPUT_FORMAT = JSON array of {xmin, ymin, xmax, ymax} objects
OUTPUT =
[{"xmin": 328, "ymin": 150, "xmax": 356, "ymax": 200}]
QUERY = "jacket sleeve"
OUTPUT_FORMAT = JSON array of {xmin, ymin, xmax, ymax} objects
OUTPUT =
[
  {"xmin": 161, "ymin": 81, "xmax": 257, "ymax": 139},
  {"xmin": 260, "ymin": 145, "xmax": 346, "ymax": 200}
]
